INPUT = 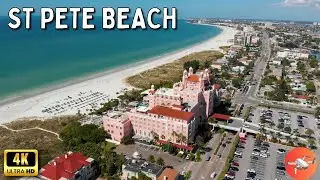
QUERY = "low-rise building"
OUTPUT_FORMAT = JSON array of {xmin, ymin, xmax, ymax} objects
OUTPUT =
[
  {"xmin": 157, "ymin": 168, "xmax": 182, "ymax": 180},
  {"xmin": 39, "ymin": 152, "xmax": 99, "ymax": 180},
  {"xmin": 121, "ymin": 152, "xmax": 164, "ymax": 180},
  {"xmin": 103, "ymin": 111, "xmax": 132, "ymax": 142},
  {"xmin": 277, "ymin": 49, "xmax": 309, "ymax": 59}
]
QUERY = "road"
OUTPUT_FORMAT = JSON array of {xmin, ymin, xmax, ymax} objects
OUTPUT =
[
  {"xmin": 232, "ymin": 32, "xmax": 314, "ymax": 114},
  {"xmin": 232, "ymin": 32, "xmax": 270, "ymax": 106},
  {"xmin": 190, "ymin": 133, "xmax": 235, "ymax": 180}
]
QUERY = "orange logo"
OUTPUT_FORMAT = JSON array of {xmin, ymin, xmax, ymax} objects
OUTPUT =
[{"xmin": 284, "ymin": 147, "xmax": 317, "ymax": 180}]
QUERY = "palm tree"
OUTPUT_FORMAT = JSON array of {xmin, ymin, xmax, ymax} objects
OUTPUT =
[
  {"xmin": 276, "ymin": 132, "xmax": 282, "ymax": 142},
  {"xmin": 293, "ymin": 128, "xmax": 299, "ymax": 136},
  {"xmin": 181, "ymin": 135, "xmax": 187, "ymax": 145},
  {"xmin": 293, "ymin": 137, "xmax": 299, "ymax": 146},
  {"xmin": 269, "ymin": 121, "xmax": 276, "ymax": 129},
  {"xmin": 285, "ymin": 135, "xmax": 291, "ymax": 143},
  {"xmin": 171, "ymin": 131, "xmax": 177, "ymax": 143}
]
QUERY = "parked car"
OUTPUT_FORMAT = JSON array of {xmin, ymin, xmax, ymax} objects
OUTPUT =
[
  {"xmin": 210, "ymin": 172, "xmax": 216, "ymax": 178},
  {"xmin": 205, "ymin": 156, "xmax": 211, "ymax": 161},
  {"xmin": 251, "ymin": 156, "xmax": 259, "ymax": 160},
  {"xmin": 277, "ymin": 149, "xmax": 286, "ymax": 154},
  {"xmin": 252, "ymin": 152, "xmax": 260, "ymax": 156},
  {"xmin": 277, "ymin": 166, "xmax": 285, "ymax": 171},
  {"xmin": 235, "ymin": 152, "xmax": 242, "ymax": 156},
  {"xmin": 230, "ymin": 166, "xmax": 239, "ymax": 171},
  {"xmin": 232, "ymin": 162, "xmax": 239, "ymax": 167},
  {"xmin": 260, "ymin": 153, "xmax": 268, "ymax": 158}
]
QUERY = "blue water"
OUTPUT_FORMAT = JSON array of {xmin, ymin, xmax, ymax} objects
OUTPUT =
[{"xmin": 0, "ymin": 16, "xmax": 221, "ymax": 99}]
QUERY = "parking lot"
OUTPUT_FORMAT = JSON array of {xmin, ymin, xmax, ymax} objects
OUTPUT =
[
  {"xmin": 250, "ymin": 107, "xmax": 318, "ymax": 138},
  {"xmin": 233, "ymin": 136, "xmax": 293, "ymax": 180},
  {"xmin": 115, "ymin": 143, "xmax": 189, "ymax": 171}
]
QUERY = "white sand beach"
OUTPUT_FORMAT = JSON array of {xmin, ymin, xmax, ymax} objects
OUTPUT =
[{"xmin": 0, "ymin": 25, "xmax": 237, "ymax": 124}]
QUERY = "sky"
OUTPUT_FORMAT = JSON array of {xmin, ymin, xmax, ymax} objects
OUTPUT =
[{"xmin": 0, "ymin": 0, "xmax": 320, "ymax": 22}]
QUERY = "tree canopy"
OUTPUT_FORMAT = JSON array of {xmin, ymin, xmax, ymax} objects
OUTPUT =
[
  {"xmin": 184, "ymin": 60, "xmax": 200, "ymax": 72},
  {"xmin": 60, "ymin": 122, "xmax": 124, "ymax": 178}
]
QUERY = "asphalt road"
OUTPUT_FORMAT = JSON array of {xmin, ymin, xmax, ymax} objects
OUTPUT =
[{"xmin": 190, "ymin": 133, "xmax": 235, "ymax": 180}]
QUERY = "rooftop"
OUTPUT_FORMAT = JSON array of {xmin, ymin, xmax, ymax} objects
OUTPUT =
[
  {"xmin": 106, "ymin": 111, "xmax": 129, "ymax": 122},
  {"xmin": 123, "ymin": 159, "xmax": 164, "ymax": 176},
  {"xmin": 187, "ymin": 74, "xmax": 200, "ymax": 82},
  {"xmin": 210, "ymin": 113, "xmax": 231, "ymax": 121},
  {"xmin": 155, "ymin": 88, "xmax": 177, "ymax": 97},
  {"xmin": 40, "ymin": 152, "xmax": 93, "ymax": 180},
  {"xmin": 157, "ymin": 168, "xmax": 180, "ymax": 180},
  {"xmin": 148, "ymin": 106, "xmax": 194, "ymax": 121}
]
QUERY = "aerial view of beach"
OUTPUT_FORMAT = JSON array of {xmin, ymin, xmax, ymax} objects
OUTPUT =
[
  {"xmin": 0, "ymin": 18, "xmax": 236, "ymax": 123},
  {"xmin": 1, "ymin": 1, "xmax": 320, "ymax": 180}
]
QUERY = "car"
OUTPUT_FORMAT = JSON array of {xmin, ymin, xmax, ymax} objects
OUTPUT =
[
  {"xmin": 260, "ymin": 153, "xmax": 268, "ymax": 158},
  {"xmin": 277, "ymin": 149, "xmax": 286, "ymax": 153},
  {"xmin": 241, "ymin": 140, "xmax": 246, "ymax": 144},
  {"xmin": 232, "ymin": 162, "xmax": 239, "ymax": 166},
  {"xmin": 230, "ymin": 166, "xmax": 239, "ymax": 171},
  {"xmin": 185, "ymin": 155, "xmax": 190, "ymax": 160},
  {"xmin": 252, "ymin": 152, "xmax": 259, "ymax": 156},
  {"xmin": 235, "ymin": 154, "xmax": 242, "ymax": 158},
  {"xmin": 276, "ymin": 170, "xmax": 285, "ymax": 175},
  {"xmin": 237, "ymin": 145, "xmax": 245, "ymax": 148},
  {"xmin": 251, "ymin": 156, "xmax": 259, "ymax": 160},
  {"xmin": 278, "ymin": 163, "xmax": 285, "ymax": 167},
  {"xmin": 247, "ymin": 169, "xmax": 255, "ymax": 173},
  {"xmin": 262, "ymin": 142, "xmax": 269, "ymax": 147},
  {"xmin": 277, "ymin": 166, "xmax": 286, "ymax": 171},
  {"xmin": 205, "ymin": 156, "xmax": 211, "ymax": 161},
  {"xmin": 210, "ymin": 172, "xmax": 216, "ymax": 178},
  {"xmin": 243, "ymin": 125, "xmax": 250, "ymax": 128},
  {"xmin": 222, "ymin": 143, "xmax": 226, "ymax": 147},
  {"xmin": 235, "ymin": 152, "xmax": 242, "ymax": 156},
  {"xmin": 253, "ymin": 148, "xmax": 260, "ymax": 152}
]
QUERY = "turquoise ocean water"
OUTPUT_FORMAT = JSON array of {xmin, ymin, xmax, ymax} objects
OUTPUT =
[{"xmin": 0, "ymin": 16, "xmax": 221, "ymax": 100}]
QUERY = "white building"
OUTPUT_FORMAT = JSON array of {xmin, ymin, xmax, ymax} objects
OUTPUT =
[{"xmin": 277, "ymin": 50, "xmax": 309, "ymax": 59}]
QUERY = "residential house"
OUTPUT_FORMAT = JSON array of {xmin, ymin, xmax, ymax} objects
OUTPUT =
[{"xmin": 39, "ymin": 152, "xmax": 99, "ymax": 180}]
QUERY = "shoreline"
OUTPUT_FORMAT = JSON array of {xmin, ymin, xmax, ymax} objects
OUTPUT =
[
  {"xmin": 0, "ymin": 24, "xmax": 223, "ymax": 106},
  {"xmin": 0, "ymin": 25, "xmax": 237, "ymax": 124}
]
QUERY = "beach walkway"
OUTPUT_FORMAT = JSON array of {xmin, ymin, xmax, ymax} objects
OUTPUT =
[{"xmin": 0, "ymin": 124, "xmax": 62, "ymax": 141}]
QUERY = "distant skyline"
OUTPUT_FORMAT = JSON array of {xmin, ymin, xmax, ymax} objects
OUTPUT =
[{"xmin": 0, "ymin": 0, "xmax": 320, "ymax": 22}]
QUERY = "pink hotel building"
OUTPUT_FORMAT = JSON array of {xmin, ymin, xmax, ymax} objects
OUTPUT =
[{"xmin": 103, "ymin": 67, "xmax": 221, "ymax": 149}]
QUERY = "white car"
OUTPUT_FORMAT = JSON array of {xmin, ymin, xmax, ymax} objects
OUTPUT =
[
  {"xmin": 247, "ymin": 169, "xmax": 255, "ymax": 173},
  {"xmin": 252, "ymin": 152, "xmax": 260, "ymax": 156},
  {"xmin": 243, "ymin": 125, "xmax": 250, "ymax": 128},
  {"xmin": 210, "ymin": 172, "xmax": 216, "ymax": 178},
  {"xmin": 260, "ymin": 153, "xmax": 268, "ymax": 158},
  {"xmin": 235, "ymin": 152, "xmax": 242, "ymax": 156},
  {"xmin": 225, "ymin": 174, "xmax": 235, "ymax": 179}
]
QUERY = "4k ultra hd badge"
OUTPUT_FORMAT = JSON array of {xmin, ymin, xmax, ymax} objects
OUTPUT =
[{"xmin": 4, "ymin": 149, "xmax": 38, "ymax": 176}]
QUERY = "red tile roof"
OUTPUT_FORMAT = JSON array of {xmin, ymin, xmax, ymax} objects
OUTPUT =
[
  {"xmin": 157, "ymin": 168, "xmax": 180, "ymax": 180},
  {"xmin": 292, "ymin": 94, "xmax": 308, "ymax": 100},
  {"xmin": 210, "ymin": 113, "xmax": 230, "ymax": 121},
  {"xmin": 40, "ymin": 152, "xmax": 91, "ymax": 180},
  {"xmin": 148, "ymin": 106, "xmax": 194, "ymax": 121},
  {"xmin": 187, "ymin": 74, "xmax": 200, "ymax": 82},
  {"xmin": 157, "ymin": 140, "xmax": 195, "ymax": 151}
]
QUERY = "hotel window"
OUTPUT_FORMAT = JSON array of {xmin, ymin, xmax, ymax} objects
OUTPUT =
[
  {"xmin": 120, "ymin": 127, "xmax": 122, "ymax": 129},
  {"xmin": 116, "ymin": 126, "xmax": 118, "ymax": 129},
  {"xmin": 120, "ymin": 133, "xmax": 122, "ymax": 135}
]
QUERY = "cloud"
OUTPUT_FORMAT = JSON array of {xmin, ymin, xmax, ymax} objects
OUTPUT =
[{"xmin": 282, "ymin": 0, "xmax": 320, "ymax": 7}]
